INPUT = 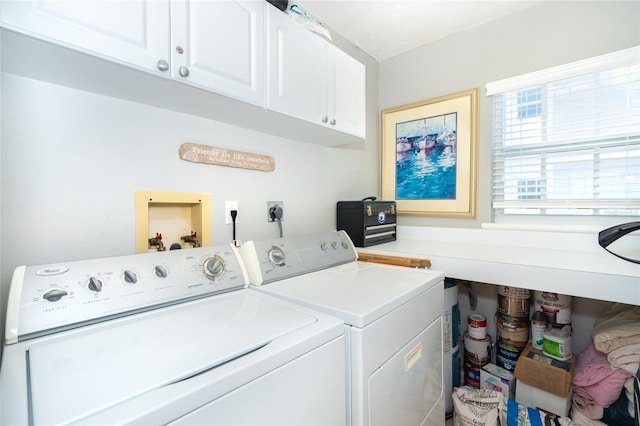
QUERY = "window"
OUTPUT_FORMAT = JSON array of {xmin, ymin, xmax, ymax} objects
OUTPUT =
[
  {"xmin": 487, "ymin": 47, "xmax": 640, "ymax": 218},
  {"xmin": 516, "ymin": 88, "xmax": 542, "ymax": 119}
]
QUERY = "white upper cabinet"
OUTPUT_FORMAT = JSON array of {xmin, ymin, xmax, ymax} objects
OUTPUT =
[
  {"xmin": 266, "ymin": 5, "xmax": 365, "ymax": 139},
  {"xmin": 0, "ymin": 0, "xmax": 171, "ymax": 76},
  {"xmin": 171, "ymin": 0, "xmax": 264, "ymax": 106},
  {"xmin": 326, "ymin": 43, "xmax": 366, "ymax": 138},
  {"xmin": 266, "ymin": 4, "xmax": 326, "ymax": 127},
  {"xmin": 1, "ymin": 1, "xmax": 366, "ymax": 144}
]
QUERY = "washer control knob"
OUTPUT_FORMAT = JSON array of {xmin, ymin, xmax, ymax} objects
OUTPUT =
[
  {"xmin": 42, "ymin": 288, "xmax": 68, "ymax": 302},
  {"xmin": 88, "ymin": 277, "xmax": 103, "ymax": 292},
  {"xmin": 331, "ymin": 241, "xmax": 338, "ymax": 250},
  {"xmin": 203, "ymin": 255, "xmax": 225, "ymax": 279},
  {"xmin": 123, "ymin": 270, "xmax": 138, "ymax": 284},
  {"xmin": 320, "ymin": 242, "xmax": 327, "ymax": 251},
  {"xmin": 155, "ymin": 265, "xmax": 169, "ymax": 278},
  {"xmin": 268, "ymin": 246, "xmax": 286, "ymax": 266}
]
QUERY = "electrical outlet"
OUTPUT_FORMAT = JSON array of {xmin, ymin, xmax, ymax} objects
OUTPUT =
[
  {"xmin": 267, "ymin": 201, "xmax": 284, "ymax": 222},
  {"xmin": 225, "ymin": 201, "xmax": 238, "ymax": 224}
]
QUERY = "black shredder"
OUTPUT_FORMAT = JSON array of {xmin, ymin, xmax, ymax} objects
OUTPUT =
[{"xmin": 336, "ymin": 198, "xmax": 397, "ymax": 247}]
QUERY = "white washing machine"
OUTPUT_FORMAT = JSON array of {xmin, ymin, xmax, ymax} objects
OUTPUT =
[
  {"xmin": 0, "ymin": 244, "xmax": 346, "ymax": 425},
  {"xmin": 240, "ymin": 231, "xmax": 445, "ymax": 426}
]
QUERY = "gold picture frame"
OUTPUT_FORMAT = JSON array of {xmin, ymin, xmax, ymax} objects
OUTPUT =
[{"xmin": 381, "ymin": 88, "xmax": 478, "ymax": 218}]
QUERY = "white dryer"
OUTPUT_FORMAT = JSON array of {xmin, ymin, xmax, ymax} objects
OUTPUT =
[
  {"xmin": 240, "ymin": 230, "xmax": 445, "ymax": 426},
  {"xmin": 1, "ymin": 244, "xmax": 346, "ymax": 425}
]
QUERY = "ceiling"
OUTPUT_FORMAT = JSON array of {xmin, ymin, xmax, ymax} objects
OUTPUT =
[{"xmin": 293, "ymin": 0, "xmax": 542, "ymax": 61}]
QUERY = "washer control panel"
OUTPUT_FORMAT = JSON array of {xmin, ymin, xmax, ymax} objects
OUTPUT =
[
  {"xmin": 240, "ymin": 230, "xmax": 358, "ymax": 285},
  {"xmin": 6, "ymin": 244, "xmax": 247, "ymax": 343}
]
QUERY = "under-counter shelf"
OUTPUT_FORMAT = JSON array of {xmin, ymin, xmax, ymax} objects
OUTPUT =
[{"xmin": 356, "ymin": 227, "xmax": 639, "ymax": 306}]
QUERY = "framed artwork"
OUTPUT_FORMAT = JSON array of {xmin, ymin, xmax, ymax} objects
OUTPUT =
[{"xmin": 381, "ymin": 88, "xmax": 478, "ymax": 218}]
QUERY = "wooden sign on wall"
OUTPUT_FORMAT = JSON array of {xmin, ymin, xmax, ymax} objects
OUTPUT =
[{"xmin": 179, "ymin": 142, "xmax": 275, "ymax": 172}]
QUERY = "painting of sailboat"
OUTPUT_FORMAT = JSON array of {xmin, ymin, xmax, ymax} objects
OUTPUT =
[
  {"xmin": 395, "ymin": 112, "xmax": 458, "ymax": 200},
  {"xmin": 382, "ymin": 89, "xmax": 477, "ymax": 218}
]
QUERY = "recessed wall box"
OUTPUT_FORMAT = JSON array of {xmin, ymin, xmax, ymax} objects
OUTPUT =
[
  {"xmin": 337, "ymin": 199, "xmax": 396, "ymax": 247},
  {"xmin": 135, "ymin": 191, "xmax": 212, "ymax": 253}
]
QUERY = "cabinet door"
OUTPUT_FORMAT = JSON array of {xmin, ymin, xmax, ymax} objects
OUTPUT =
[
  {"xmin": 266, "ymin": 4, "xmax": 325, "ymax": 125},
  {"xmin": 171, "ymin": 0, "xmax": 265, "ymax": 106},
  {"xmin": 327, "ymin": 44, "xmax": 366, "ymax": 138},
  {"xmin": 0, "ymin": 0, "xmax": 170, "ymax": 76}
]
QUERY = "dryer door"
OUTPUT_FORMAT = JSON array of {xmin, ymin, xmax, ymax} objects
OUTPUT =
[{"xmin": 368, "ymin": 317, "xmax": 443, "ymax": 426}]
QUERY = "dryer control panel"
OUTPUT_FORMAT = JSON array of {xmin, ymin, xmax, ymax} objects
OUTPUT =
[
  {"xmin": 240, "ymin": 230, "xmax": 358, "ymax": 285},
  {"xmin": 5, "ymin": 245, "xmax": 248, "ymax": 343}
]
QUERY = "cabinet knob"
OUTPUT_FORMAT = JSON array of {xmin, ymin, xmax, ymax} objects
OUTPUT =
[
  {"xmin": 157, "ymin": 60, "xmax": 169, "ymax": 72},
  {"xmin": 329, "ymin": 119, "xmax": 336, "ymax": 126},
  {"xmin": 179, "ymin": 66, "xmax": 190, "ymax": 77},
  {"xmin": 321, "ymin": 116, "xmax": 328, "ymax": 123}
]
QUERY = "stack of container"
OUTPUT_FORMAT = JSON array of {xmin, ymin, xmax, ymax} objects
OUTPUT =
[
  {"xmin": 463, "ymin": 313, "xmax": 492, "ymax": 388},
  {"xmin": 495, "ymin": 286, "xmax": 531, "ymax": 372},
  {"xmin": 533, "ymin": 291, "xmax": 574, "ymax": 361}
]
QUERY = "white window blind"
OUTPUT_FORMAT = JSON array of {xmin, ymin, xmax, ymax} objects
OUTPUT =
[{"xmin": 487, "ymin": 47, "xmax": 640, "ymax": 217}]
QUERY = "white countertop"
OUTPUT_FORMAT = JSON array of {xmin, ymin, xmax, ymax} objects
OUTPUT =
[{"xmin": 356, "ymin": 226, "xmax": 640, "ymax": 305}]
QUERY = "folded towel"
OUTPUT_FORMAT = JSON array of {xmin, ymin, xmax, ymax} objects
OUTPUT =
[
  {"xmin": 571, "ymin": 404, "xmax": 607, "ymax": 425},
  {"xmin": 571, "ymin": 401, "xmax": 607, "ymax": 425},
  {"xmin": 574, "ymin": 344, "xmax": 632, "ymax": 387},
  {"xmin": 607, "ymin": 344, "xmax": 640, "ymax": 375},
  {"xmin": 573, "ymin": 389, "xmax": 605, "ymax": 420},
  {"xmin": 592, "ymin": 304, "xmax": 640, "ymax": 353},
  {"xmin": 573, "ymin": 343, "xmax": 632, "ymax": 407}
]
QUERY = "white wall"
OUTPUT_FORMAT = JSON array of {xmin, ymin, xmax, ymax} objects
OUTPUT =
[
  {"xmin": 0, "ymin": 36, "xmax": 380, "ymax": 352},
  {"xmin": 380, "ymin": 0, "xmax": 640, "ymax": 228}
]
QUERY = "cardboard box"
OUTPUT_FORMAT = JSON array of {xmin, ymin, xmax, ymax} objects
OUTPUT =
[
  {"xmin": 514, "ymin": 341, "xmax": 574, "ymax": 397},
  {"xmin": 481, "ymin": 363, "xmax": 515, "ymax": 400},
  {"xmin": 516, "ymin": 380, "xmax": 573, "ymax": 417}
]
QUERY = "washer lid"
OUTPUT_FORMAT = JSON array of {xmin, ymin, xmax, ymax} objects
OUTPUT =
[
  {"xmin": 256, "ymin": 262, "xmax": 444, "ymax": 328},
  {"xmin": 27, "ymin": 291, "xmax": 316, "ymax": 425}
]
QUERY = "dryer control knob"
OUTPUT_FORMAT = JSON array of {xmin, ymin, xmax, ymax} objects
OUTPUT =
[
  {"xmin": 88, "ymin": 277, "xmax": 103, "ymax": 292},
  {"xmin": 268, "ymin": 247, "xmax": 286, "ymax": 266},
  {"xmin": 42, "ymin": 288, "xmax": 68, "ymax": 302},
  {"xmin": 155, "ymin": 265, "xmax": 169, "ymax": 278},
  {"xmin": 203, "ymin": 255, "xmax": 225, "ymax": 279},
  {"xmin": 123, "ymin": 270, "xmax": 138, "ymax": 284}
]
